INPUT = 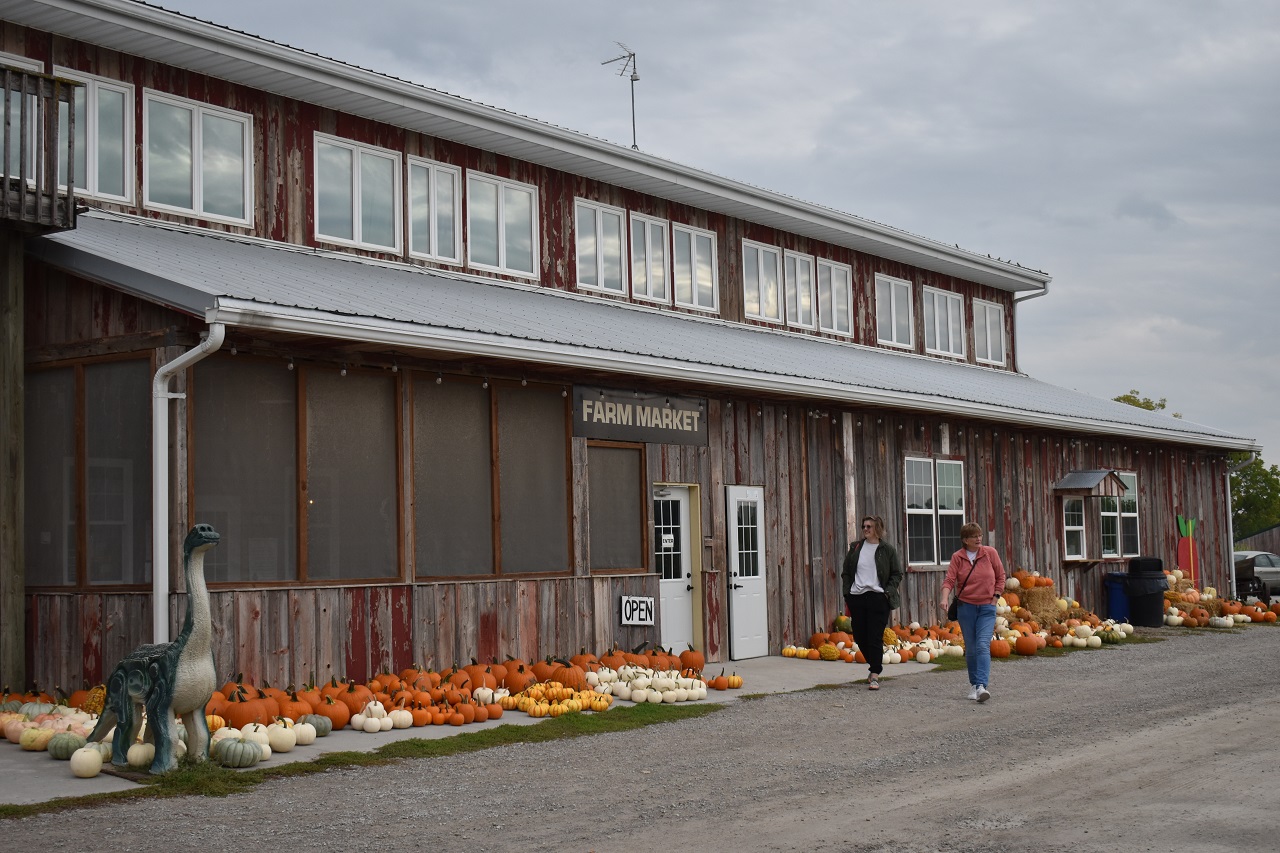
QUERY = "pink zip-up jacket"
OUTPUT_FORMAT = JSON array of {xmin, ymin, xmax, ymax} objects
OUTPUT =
[{"xmin": 941, "ymin": 545, "xmax": 1006, "ymax": 605}]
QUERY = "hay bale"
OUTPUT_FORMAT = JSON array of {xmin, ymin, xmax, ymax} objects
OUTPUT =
[{"xmin": 1022, "ymin": 586, "xmax": 1064, "ymax": 626}]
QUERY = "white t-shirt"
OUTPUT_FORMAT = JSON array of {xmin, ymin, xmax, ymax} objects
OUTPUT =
[
  {"xmin": 965, "ymin": 549, "xmax": 979, "ymax": 563},
  {"xmin": 851, "ymin": 542, "xmax": 884, "ymax": 595}
]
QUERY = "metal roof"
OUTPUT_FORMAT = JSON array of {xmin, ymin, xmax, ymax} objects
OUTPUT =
[
  {"xmin": 1053, "ymin": 470, "xmax": 1128, "ymax": 495},
  {"xmin": 0, "ymin": 0, "xmax": 1051, "ymax": 295},
  {"xmin": 29, "ymin": 212, "xmax": 1256, "ymax": 453}
]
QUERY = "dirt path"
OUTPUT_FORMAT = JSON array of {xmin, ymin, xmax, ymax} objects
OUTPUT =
[{"xmin": 3, "ymin": 627, "xmax": 1278, "ymax": 852}]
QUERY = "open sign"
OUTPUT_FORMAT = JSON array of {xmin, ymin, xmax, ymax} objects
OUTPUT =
[{"xmin": 620, "ymin": 595, "xmax": 655, "ymax": 626}]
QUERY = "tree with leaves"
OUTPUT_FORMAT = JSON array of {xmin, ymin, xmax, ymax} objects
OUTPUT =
[
  {"xmin": 1113, "ymin": 390, "xmax": 1280, "ymax": 540},
  {"xmin": 1230, "ymin": 454, "xmax": 1280, "ymax": 540}
]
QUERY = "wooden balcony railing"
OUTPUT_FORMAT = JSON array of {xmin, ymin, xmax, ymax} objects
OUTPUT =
[{"xmin": 2, "ymin": 66, "xmax": 80, "ymax": 233}]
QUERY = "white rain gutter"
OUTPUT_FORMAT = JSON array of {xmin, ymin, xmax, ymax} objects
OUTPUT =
[
  {"xmin": 209, "ymin": 300, "xmax": 1260, "ymax": 453},
  {"xmin": 151, "ymin": 323, "xmax": 225, "ymax": 644}
]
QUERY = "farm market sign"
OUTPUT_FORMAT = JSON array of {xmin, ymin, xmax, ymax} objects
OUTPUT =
[{"xmin": 573, "ymin": 387, "xmax": 707, "ymax": 446}]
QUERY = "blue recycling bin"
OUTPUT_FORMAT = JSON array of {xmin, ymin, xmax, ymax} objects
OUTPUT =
[{"xmin": 1104, "ymin": 572, "xmax": 1130, "ymax": 622}]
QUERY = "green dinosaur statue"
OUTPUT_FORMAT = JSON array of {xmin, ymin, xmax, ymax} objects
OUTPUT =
[{"xmin": 88, "ymin": 524, "xmax": 220, "ymax": 773}]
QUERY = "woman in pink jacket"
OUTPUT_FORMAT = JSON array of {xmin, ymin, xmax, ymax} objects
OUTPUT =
[{"xmin": 938, "ymin": 523, "xmax": 1006, "ymax": 702}]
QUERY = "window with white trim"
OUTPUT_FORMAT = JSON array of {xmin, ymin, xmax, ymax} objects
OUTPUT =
[
  {"xmin": 55, "ymin": 69, "xmax": 133, "ymax": 202},
  {"xmin": 974, "ymin": 299, "xmax": 1006, "ymax": 365},
  {"xmin": 876, "ymin": 273, "xmax": 913, "ymax": 348},
  {"xmin": 407, "ymin": 156, "xmax": 460, "ymax": 263},
  {"xmin": 923, "ymin": 286, "xmax": 964, "ymax": 357},
  {"xmin": 1100, "ymin": 494, "xmax": 1120, "ymax": 557},
  {"xmin": 314, "ymin": 133, "xmax": 401, "ymax": 251},
  {"xmin": 817, "ymin": 259, "xmax": 853, "ymax": 335},
  {"xmin": 630, "ymin": 213, "xmax": 669, "ymax": 303},
  {"xmin": 783, "ymin": 251, "xmax": 816, "ymax": 329},
  {"xmin": 1118, "ymin": 472, "xmax": 1139, "ymax": 556},
  {"xmin": 743, "ymin": 239, "xmax": 782, "ymax": 322},
  {"xmin": 673, "ymin": 223, "xmax": 718, "ymax": 312},
  {"xmin": 145, "ymin": 91, "xmax": 252, "ymax": 225},
  {"xmin": 1, "ymin": 52, "xmax": 41, "ymax": 182},
  {"xmin": 1063, "ymin": 497, "xmax": 1085, "ymax": 559},
  {"xmin": 467, "ymin": 172, "xmax": 538, "ymax": 277},
  {"xmin": 575, "ymin": 199, "xmax": 626, "ymax": 293},
  {"xmin": 904, "ymin": 457, "xmax": 965, "ymax": 565}
]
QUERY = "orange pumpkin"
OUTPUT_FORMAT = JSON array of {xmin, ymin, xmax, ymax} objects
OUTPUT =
[
  {"xmin": 1014, "ymin": 636, "xmax": 1038, "ymax": 656},
  {"xmin": 990, "ymin": 638, "xmax": 1012, "ymax": 658}
]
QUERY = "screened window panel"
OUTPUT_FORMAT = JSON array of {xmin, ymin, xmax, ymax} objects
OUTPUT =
[
  {"xmin": 85, "ymin": 360, "xmax": 151, "ymax": 585},
  {"xmin": 193, "ymin": 358, "xmax": 297, "ymax": 583},
  {"xmin": 497, "ymin": 386, "xmax": 568, "ymax": 573},
  {"xmin": 975, "ymin": 305, "xmax": 990, "ymax": 359},
  {"xmin": 696, "ymin": 233, "xmax": 715, "ymax": 308},
  {"xmin": 414, "ymin": 379, "xmax": 494, "ymax": 576},
  {"xmin": 201, "ymin": 111, "xmax": 246, "ymax": 220},
  {"xmin": 905, "ymin": 459, "xmax": 934, "ymax": 509},
  {"xmin": 1066, "ymin": 529, "xmax": 1084, "ymax": 558},
  {"xmin": 1101, "ymin": 515, "xmax": 1120, "ymax": 557},
  {"xmin": 24, "ymin": 369, "xmax": 76, "ymax": 586},
  {"xmin": 360, "ymin": 151, "xmax": 396, "ymax": 248},
  {"xmin": 894, "ymin": 283, "xmax": 911, "ymax": 344},
  {"xmin": 305, "ymin": 370, "xmax": 398, "ymax": 580},
  {"xmin": 587, "ymin": 446, "xmax": 643, "ymax": 570},
  {"xmin": 936, "ymin": 461, "xmax": 964, "ymax": 512},
  {"xmin": 410, "ymin": 163, "xmax": 431, "ymax": 255},
  {"xmin": 468, "ymin": 177, "xmax": 499, "ymax": 267},
  {"xmin": 630, "ymin": 223, "xmax": 649, "ymax": 295},
  {"xmin": 743, "ymin": 245, "xmax": 760, "ymax": 316},
  {"xmin": 674, "ymin": 229, "xmax": 693, "ymax": 305},
  {"xmin": 600, "ymin": 209, "xmax": 623, "ymax": 291},
  {"xmin": 316, "ymin": 141, "xmax": 354, "ymax": 241},
  {"xmin": 503, "ymin": 185, "xmax": 535, "ymax": 273},
  {"xmin": 648, "ymin": 222, "xmax": 667, "ymax": 299},
  {"xmin": 924, "ymin": 295, "xmax": 936, "ymax": 351},
  {"xmin": 97, "ymin": 87, "xmax": 128, "ymax": 198},
  {"xmin": 938, "ymin": 514, "xmax": 965, "ymax": 559},
  {"xmin": 1121, "ymin": 518, "xmax": 1139, "ymax": 558},
  {"xmin": 147, "ymin": 99, "xmax": 193, "ymax": 209},
  {"xmin": 1064, "ymin": 498, "xmax": 1084, "ymax": 528},
  {"xmin": 576, "ymin": 203, "xmax": 598, "ymax": 287},
  {"xmin": 906, "ymin": 514, "xmax": 935, "ymax": 565},
  {"xmin": 436, "ymin": 170, "xmax": 457, "ymax": 259}
]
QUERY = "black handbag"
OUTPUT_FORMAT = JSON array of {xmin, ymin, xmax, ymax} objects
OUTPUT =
[{"xmin": 947, "ymin": 551, "xmax": 980, "ymax": 621}]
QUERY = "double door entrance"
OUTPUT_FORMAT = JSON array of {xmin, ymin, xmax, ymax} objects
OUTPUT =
[{"xmin": 654, "ymin": 485, "xmax": 769, "ymax": 660}]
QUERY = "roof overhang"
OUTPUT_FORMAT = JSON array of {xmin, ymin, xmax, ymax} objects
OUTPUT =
[
  {"xmin": 0, "ymin": 0, "xmax": 1052, "ymax": 295},
  {"xmin": 1053, "ymin": 470, "xmax": 1128, "ymax": 497}
]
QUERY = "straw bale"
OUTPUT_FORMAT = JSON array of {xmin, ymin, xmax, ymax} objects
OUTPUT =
[{"xmin": 1021, "ymin": 586, "xmax": 1064, "ymax": 626}]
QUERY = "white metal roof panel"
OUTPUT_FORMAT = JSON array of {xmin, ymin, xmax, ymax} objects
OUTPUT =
[{"xmin": 29, "ymin": 213, "xmax": 1255, "ymax": 453}]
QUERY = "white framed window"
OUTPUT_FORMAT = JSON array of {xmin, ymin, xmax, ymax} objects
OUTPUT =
[
  {"xmin": 407, "ymin": 156, "xmax": 461, "ymax": 263},
  {"xmin": 1100, "ymin": 494, "xmax": 1120, "ymax": 557},
  {"xmin": 1118, "ymin": 472, "xmax": 1139, "ymax": 557},
  {"xmin": 783, "ymin": 250, "xmax": 816, "ymax": 330},
  {"xmin": 817, "ymin": 259, "xmax": 853, "ymax": 335},
  {"xmin": 904, "ymin": 457, "xmax": 965, "ymax": 565},
  {"xmin": 144, "ymin": 91, "xmax": 252, "ymax": 225},
  {"xmin": 875, "ymin": 273, "xmax": 913, "ymax": 348},
  {"xmin": 673, "ymin": 223, "xmax": 718, "ymax": 312},
  {"xmin": 314, "ymin": 133, "xmax": 401, "ymax": 251},
  {"xmin": 1, "ymin": 52, "xmax": 42, "ymax": 181},
  {"xmin": 467, "ymin": 172, "xmax": 538, "ymax": 278},
  {"xmin": 923, "ymin": 286, "xmax": 965, "ymax": 357},
  {"xmin": 55, "ymin": 69, "xmax": 133, "ymax": 202},
  {"xmin": 575, "ymin": 198, "xmax": 626, "ymax": 293},
  {"xmin": 630, "ymin": 212, "xmax": 669, "ymax": 303},
  {"xmin": 743, "ymin": 239, "xmax": 782, "ymax": 323},
  {"xmin": 974, "ymin": 299, "xmax": 1006, "ymax": 365},
  {"xmin": 1063, "ymin": 497, "xmax": 1085, "ymax": 559}
]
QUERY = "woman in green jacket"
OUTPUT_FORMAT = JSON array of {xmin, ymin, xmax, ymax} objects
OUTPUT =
[{"xmin": 840, "ymin": 516, "xmax": 905, "ymax": 691}]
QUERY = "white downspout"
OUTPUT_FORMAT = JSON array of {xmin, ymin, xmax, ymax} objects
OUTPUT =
[
  {"xmin": 1011, "ymin": 282, "xmax": 1050, "ymax": 375},
  {"xmin": 1225, "ymin": 450, "xmax": 1260, "ymax": 601},
  {"xmin": 151, "ymin": 324, "xmax": 225, "ymax": 644}
]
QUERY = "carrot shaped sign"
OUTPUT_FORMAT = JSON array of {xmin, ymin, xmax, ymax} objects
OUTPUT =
[{"xmin": 1176, "ymin": 515, "xmax": 1197, "ymax": 585}]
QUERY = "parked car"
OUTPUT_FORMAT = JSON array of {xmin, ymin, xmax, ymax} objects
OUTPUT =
[{"xmin": 1233, "ymin": 551, "xmax": 1280, "ymax": 602}]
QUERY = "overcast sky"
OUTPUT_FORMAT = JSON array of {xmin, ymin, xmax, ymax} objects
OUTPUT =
[{"xmin": 155, "ymin": 0, "xmax": 1280, "ymax": 459}]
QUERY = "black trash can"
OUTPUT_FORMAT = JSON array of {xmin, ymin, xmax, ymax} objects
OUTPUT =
[{"xmin": 1126, "ymin": 556, "xmax": 1168, "ymax": 628}]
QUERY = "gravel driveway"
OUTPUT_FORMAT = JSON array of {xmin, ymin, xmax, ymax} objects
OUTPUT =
[{"xmin": 3, "ymin": 626, "xmax": 1278, "ymax": 852}]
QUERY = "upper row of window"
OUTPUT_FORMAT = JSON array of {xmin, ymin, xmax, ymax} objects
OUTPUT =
[{"xmin": 22, "ymin": 62, "xmax": 1006, "ymax": 363}]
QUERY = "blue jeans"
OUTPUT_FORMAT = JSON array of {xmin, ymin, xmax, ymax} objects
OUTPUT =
[{"xmin": 957, "ymin": 601, "xmax": 997, "ymax": 687}]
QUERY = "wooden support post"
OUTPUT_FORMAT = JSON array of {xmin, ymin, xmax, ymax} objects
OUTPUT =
[{"xmin": 1, "ymin": 229, "xmax": 25, "ymax": 687}]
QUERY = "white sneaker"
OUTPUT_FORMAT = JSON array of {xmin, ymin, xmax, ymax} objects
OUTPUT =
[
  {"xmin": 977, "ymin": 684, "xmax": 990, "ymax": 703},
  {"xmin": 967, "ymin": 685, "xmax": 979, "ymax": 701}
]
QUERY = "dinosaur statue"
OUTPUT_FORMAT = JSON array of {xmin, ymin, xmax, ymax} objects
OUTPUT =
[{"xmin": 88, "ymin": 524, "xmax": 220, "ymax": 773}]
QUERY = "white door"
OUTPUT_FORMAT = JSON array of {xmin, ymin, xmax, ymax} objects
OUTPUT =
[
  {"xmin": 727, "ymin": 485, "xmax": 769, "ymax": 659},
  {"xmin": 655, "ymin": 486, "xmax": 694, "ymax": 650}
]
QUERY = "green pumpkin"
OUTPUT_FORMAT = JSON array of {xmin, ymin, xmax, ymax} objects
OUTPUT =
[
  {"xmin": 47, "ymin": 731, "xmax": 88, "ymax": 760},
  {"xmin": 18, "ymin": 701, "xmax": 56, "ymax": 718},
  {"xmin": 1099, "ymin": 629, "xmax": 1122, "ymax": 645},
  {"xmin": 832, "ymin": 614, "xmax": 853, "ymax": 634},
  {"xmin": 299, "ymin": 713, "xmax": 333, "ymax": 737},
  {"xmin": 0, "ymin": 700, "xmax": 20, "ymax": 713},
  {"xmin": 212, "ymin": 737, "xmax": 262, "ymax": 768}
]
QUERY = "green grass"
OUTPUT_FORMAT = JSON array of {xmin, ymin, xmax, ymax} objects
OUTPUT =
[{"xmin": 0, "ymin": 701, "xmax": 723, "ymax": 819}]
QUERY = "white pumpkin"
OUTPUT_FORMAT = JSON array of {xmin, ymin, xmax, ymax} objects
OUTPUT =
[
  {"xmin": 661, "ymin": 689, "xmax": 678, "ymax": 704},
  {"xmin": 611, "ymin": 683, "xmax": 632, "ymax": 701},
  {"xmin": 126, "ymin": 742, "xmax": 154, "ymax": 770},
  {"xmin": 473, "ymin": 686, "xmax": 495, "ymax": 704},
  {"xmin": 293, "ymin": 722, "xmax": 317, "ymax": 745},
  {"xmin": 1074, "ymin": 625, "xmax": 1094, "ymax": 639},
  {"xmin": 361, "ymin": 700, "xmax": 388, "ymax": 719},
  {"xmin": 647, "ymin": 689, "xmax": 665, "ymax": 704},
  {"xmin": 388, "ymin": 709, "xmax": 413, "ymax": 729},
  {"xmin": 915, "ymin": 650, "xmax": 932, "ymax": 664},
  {"xmin": 1086, "ymin": 636, "xmax": 1102, "ymax": 649},
  {"xmin": 240, "ymin": 723, "xmax": 270, "ymax": 745},
  {"xmin": 378, "ymin": 716, "xmax": 393, "ymax": 731},
  {"xmin": 360, "ymin": 716, "xmax": 381, "ymax": 733},
  {"xmin": 70, "ymin": 745, "xmax": 104, "ymax": 778},
  {"xmin": 258, "ymin": 742, "xmax": 272, "ymax": 760},
  {"xmin": 266, "ymin": 723, "xmax": 296, "ymax": 753},
  {"xmin": 350, "ymin": 713, "xmax": 367, "ymax": 730}
]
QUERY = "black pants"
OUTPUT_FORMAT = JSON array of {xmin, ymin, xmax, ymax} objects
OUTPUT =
[{"xmin": 846, "ymin": 591, "xmax": 891, "ymax": 675}]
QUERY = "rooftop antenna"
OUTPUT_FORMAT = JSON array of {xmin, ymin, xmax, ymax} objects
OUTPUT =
[{"xmin": 602, "ymin": 42, "xmax": 640, "ymax": 150}]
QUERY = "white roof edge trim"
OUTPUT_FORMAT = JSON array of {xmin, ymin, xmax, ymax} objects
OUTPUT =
[
  {"xmin": 40, "ymin": 0, "xmax": 1050, "ymax": 293},
  {"xmin": 207, "ymin": 298, "xmax": 1257, "ymax": 453}
]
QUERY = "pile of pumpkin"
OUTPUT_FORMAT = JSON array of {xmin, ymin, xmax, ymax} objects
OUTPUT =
[
  {"xmin": 1, "ymin": 689, "xmax": 119, "ymax": 777},
  {"xmin": 1160, "ymin": 571, "xmax": 1280, "ymax": 626},
  {"xmin": 782, "ymin": 622, "xmax": 966, "ymax": 665}
]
